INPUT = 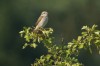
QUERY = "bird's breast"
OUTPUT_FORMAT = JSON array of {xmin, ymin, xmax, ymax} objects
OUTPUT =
[{"xmin": 38, "ymin": 16, "xmax": 48, "ymax": 27}]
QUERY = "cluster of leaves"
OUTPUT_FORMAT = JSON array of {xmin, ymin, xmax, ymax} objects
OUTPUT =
[
  {"xmin": 67, "ymin": 25, "xmax": 100, "ymax": 56},
  {"xmin": 33, "ymin": 44, "xmax": 83, "ymax": 66},
  {"xmin": 19, "ymin": 27, "xmax": 53, "ymax": 49},
  {"xmin": 19, "ymin": 25, "xmax": 100, "ymax": 66}
]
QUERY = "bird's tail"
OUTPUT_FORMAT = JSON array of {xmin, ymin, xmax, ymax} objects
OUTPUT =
[
  {"xmin": 33, "ymin": 26, "xmax": 39, "ymax": 32},
  {"xmin": 34, "ymin": 26, "xmax": 39, "ymax": 30}
]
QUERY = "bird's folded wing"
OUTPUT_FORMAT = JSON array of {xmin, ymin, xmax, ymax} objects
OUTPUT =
[{"xmin": 35, "ymin": 16, "xmax": 43, "ymax": 26}]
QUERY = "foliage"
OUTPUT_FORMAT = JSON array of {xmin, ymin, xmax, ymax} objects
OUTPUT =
[
  {"xmin": 19, "ymin": 27, "xmax": 53, "ymax": 49},
  {"xmin": 19, "ymin": 25, "xmax": 100, "ymax": 66}
]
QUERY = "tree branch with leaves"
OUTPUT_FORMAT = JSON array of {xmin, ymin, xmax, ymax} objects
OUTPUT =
[{"xmin": 19, "ymin": 25, "xmax": 100, "ymax": 66}]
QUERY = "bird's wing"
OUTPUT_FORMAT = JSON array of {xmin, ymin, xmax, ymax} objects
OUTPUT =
[{"xmin": 35, "ymin": 16, "xmax": 43, "ymax": 26}]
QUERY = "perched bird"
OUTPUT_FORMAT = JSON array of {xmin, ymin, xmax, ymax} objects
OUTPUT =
[{"xmin": 34, "ymin": 11, "xmax": 48, "ymax": 31}]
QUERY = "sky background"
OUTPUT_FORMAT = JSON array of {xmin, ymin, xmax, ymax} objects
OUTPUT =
[{"xmin": 0, "ymin": 0, "xmax": 100, "ymax": 66}]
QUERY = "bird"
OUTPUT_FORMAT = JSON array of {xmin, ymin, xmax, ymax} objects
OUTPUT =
[{"xmin": 34, "ymin": 11, "xmax": 48, "ymax": 31}]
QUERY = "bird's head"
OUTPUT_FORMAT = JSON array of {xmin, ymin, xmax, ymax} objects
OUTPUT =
[{"xmin": 41, "ymin": 11, "xmax": 48, "ymax": 16}]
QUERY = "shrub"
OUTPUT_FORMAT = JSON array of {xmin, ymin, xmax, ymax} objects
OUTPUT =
[{"xmin": 19, "ymin": 25, "xmax": 100, "ymax": 66}]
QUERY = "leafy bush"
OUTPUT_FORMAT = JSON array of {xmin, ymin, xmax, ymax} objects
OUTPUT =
[{"xmin": 19, "ymin": 25, "xmax": 100, "ymax": 66}]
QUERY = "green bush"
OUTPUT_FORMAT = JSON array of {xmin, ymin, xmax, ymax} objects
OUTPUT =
[{"xmin": 19, "ymin": 25, "xmax": 100, "ymax": 66}]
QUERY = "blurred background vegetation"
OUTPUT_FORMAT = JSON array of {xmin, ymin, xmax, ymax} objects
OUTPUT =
[{"xmin": 0, "ymin": 0, "xmax": 100, "ymax": 66}]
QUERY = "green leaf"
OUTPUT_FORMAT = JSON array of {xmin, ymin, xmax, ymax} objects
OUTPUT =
[
  {"xmin": 81, "ymin": 26, "xmax": 88, "ymax": 30},
  {"xmin": 30, "ymin": 43, "xmax": 37, "ymax": 48},
  {"xmin": 24, "ymin": 35, "xmax": 30, "ymax": 42},
  {"xmin": 94, "ymin": 31, "xmax": 100, "ymax": 35},
  {"xmin": 22, "ymin": 43, "xmax": 28, "ymax": 49},
  {"xmin": 89, "ymin": 46, "xmax": 92, "ymax": 54},
  {"xmin": 99, "ymin": 51, "xmax": 100, "ymax": 54},
  {"xmin": 77, "ymin": 36, "xmax": 82, "ymax": 41},
  {"xmin": 56, "ymin": 46, "xmax": 59, "ymax": 50},
  {"xmin": 78, "ymin": 44, "xmax": 84, "ymax": 49},
  {"xmin": 46, "ymin": 55, "xmax": 51, "ymax": 60},
  {"xmin": 92, "ymin": 24, "xmax": 97, "ymax": 29}
]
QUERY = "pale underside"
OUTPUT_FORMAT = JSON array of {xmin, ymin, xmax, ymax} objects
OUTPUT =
[{"xmin": 34, "ymin": 15, "xmax": 48, "ymax": 30}]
